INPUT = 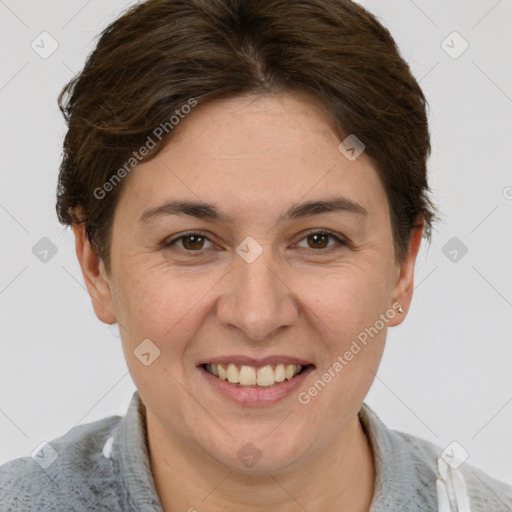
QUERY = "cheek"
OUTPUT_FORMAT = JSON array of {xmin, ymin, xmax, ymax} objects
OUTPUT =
[
  {"xmin": 304, "ymin": 269, "xmax": 391, "ymax": 399},
  {"xmin": 306, "ymin": 276, "xmax": 389, "ymax": 407},
  {"xmin": 114, "ymin": 264, "xmax": 221, "ymax": 350},
  {"xmin": 308, "ymin": 266, "xmax": 392, "ymax": 334}
]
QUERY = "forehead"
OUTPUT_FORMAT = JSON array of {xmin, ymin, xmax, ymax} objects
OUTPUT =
[
  {"xmin": 168, "ymin": 91, "xmax": 343, "ymax": 156},
  {"xmin": 115, "ymin": 92, "xmax": 387, "ymax": 224}
]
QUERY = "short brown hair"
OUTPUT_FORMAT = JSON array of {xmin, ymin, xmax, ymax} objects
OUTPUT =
[{"xmin": 56, "ymin": 0, "xmax": 438, "ymax": 273}]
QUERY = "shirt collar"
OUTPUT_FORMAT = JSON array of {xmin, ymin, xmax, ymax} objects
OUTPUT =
[
  {"xmin": 358, "ymin": 402, "xmax": 439, "ymax": 511},
  {"xmin": 110, "ymin": 390, "xmax": 163, "ymax": 512}
]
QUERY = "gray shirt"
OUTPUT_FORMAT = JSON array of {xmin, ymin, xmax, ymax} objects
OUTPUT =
[{"xmin": 1, "ymin": 390, "xmax": 511, "ymax": 511}]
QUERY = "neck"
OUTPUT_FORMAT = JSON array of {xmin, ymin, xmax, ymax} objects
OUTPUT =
[{"xmin": 146, "ymin": 411, "xmax": 375, "ymax": 512}]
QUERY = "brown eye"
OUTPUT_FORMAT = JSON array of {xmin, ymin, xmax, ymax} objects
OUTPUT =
[
  {"xmin": 296, "ymin": 231, "xmax": 347, "ymax": 252},
  {"xmin": 181, "ymin": 234, "xmax": 206, "ymax": 250},
  {"xmin": 306, "ymin": 233, "xmax": 330, "ymax": 249},
  {"xmin": 164, "ymin": 232, "xmax": 213, "ymax": 251}
]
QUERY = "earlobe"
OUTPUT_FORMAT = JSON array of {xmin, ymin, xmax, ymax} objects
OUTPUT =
[
  {"xmin": 387, "ymin": 222, "xmax": 424, "ymax": 327},
  {"xmin": 72, "ymin": 222, "xmax": 117, "ymax": 324}
]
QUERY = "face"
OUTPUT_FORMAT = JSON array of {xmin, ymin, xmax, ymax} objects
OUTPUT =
[{"xmin": 78, "ymin": 91, "xmax": 421, "ymax": 473}]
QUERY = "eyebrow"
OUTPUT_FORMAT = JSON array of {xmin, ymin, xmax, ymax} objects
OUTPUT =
[{"xmin": 138, "ymin": 196, "xmax": 369, "ymax": 225}]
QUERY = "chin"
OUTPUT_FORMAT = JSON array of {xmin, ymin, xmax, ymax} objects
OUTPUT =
[{"xmin": 204, "ymin": 427, "xmax": 308, "ymax": 474}]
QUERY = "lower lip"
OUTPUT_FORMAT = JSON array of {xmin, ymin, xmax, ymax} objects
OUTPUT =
[{"xmin": 199, "ymin": 365, "xmax": 315, "ymax": 407}]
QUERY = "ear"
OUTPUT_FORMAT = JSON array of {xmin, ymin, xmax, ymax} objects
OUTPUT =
[
  {"xmin": 387, "ymin": 221, "xmax": 424, "ymax": 327},
  {"xmin": 72, "ymin": 222, "xmax": 116, "ymax": 324}
]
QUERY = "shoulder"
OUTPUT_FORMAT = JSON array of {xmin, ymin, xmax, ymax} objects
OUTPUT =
[
  {"xmin": 0, "ymin": 415, "xmax": 123, "ymax": 512},
  {"xmin": 360, "ymin": 403, "xmax": 512, "ymax": 511},
  {"xmin": 397, "ymin": 429, "xmax": 512, "ymax": 512}
]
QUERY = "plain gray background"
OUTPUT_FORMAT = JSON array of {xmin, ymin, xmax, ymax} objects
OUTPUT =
[{"xmin": 1, "ymin": 0, "xmax": 511, "ymax": 487}]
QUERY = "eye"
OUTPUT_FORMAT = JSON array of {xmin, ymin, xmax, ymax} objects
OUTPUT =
[
  {"xmin": 163, "ymin": 229, "xmax": 348, "ymax": 255},
  {"xmin": 295, "ymin": 230, "xmax": 348, "ymax": 253},
  {"xmin": 163, "ymin": 232, "xmax": 214, "ymax": 252}
]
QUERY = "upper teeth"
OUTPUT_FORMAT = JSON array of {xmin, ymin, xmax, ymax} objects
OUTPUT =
[{"xmin": 206, "ymin": 363, "xmax": 303, "ymax": 387}]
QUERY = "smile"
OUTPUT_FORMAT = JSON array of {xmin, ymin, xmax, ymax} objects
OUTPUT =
[{"xmin": 204, "ymin": 363, "xmax": 304, "ymax": 387}]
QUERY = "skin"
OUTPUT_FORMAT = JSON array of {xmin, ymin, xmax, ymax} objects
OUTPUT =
[{"xmin": 73, "ymin": 91, "xmax": 423, "ymax": 511}]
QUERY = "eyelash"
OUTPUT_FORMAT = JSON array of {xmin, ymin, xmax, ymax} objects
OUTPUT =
[{"xmin": 162, "ymin": 229, "xmax": 348, "ymax": 255}]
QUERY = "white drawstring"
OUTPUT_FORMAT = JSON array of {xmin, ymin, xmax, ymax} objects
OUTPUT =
[
  {"xmin": 436, "ymin": 457, "xmax": 472, "ymax": 512},
  {"xmin": 102, "ymin": 435, "xmax": 114, "ymax": 459}
]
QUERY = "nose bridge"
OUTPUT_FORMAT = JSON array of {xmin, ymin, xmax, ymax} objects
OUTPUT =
[{"xmin": 218, "ymin": 244, "xmax": 298, "ymax": 341}]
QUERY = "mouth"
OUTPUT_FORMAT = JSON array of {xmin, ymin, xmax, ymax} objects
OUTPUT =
[
  {"xmin": 202, "ymin": 362, "xmax": 311, "ymax": 387},
  {"xmin": 197, "ymin": 357, "xmax": 315, "ymax": 406}
]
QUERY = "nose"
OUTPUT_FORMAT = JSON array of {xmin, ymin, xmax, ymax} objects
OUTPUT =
[{"xmin": 216, "ymin": 249, "xmax": 299, "ymax": 342}]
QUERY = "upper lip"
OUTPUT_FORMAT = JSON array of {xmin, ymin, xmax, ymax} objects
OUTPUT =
[{"xmin": 198, "ymin": 355, "xmax": 314, "ymax": 367}]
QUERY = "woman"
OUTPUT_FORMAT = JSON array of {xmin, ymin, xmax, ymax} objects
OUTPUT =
[{"xmin": 1, "ymin": 0, "xmax": 511, "ymax": 510}]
